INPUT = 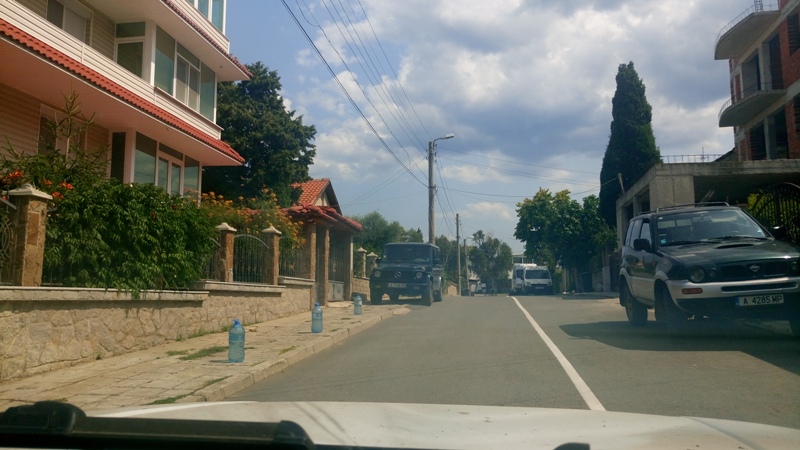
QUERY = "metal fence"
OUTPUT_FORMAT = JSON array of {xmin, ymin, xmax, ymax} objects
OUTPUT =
[
  {"xmin": 661, "ymin": 154, "xmax": 723, "ymax": 164},
  {"xmin": 201, "ymin": 237, "xmax": 221, "ymax": 281},
  {"xmin": 0, "ymin": 201, "xmax": 15, "ymax": 285},
  {"xmin": 232, "ymin": 234, "xmax": 271, "ymax": 283},
  {"xmin": 279, "ymin": 245, "xmax": 308, "ymax": 278}
]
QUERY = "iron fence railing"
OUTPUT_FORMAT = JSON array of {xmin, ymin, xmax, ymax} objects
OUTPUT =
[
  {"xmin": 661, "ymin": 154, "xmax": 724, "ymax": 164},
  {"xmin": 233, "ymin": 233, "xmax": 271, "ymax": 284},
  {"xmin": 279, "ymin": 245, "xmax": 308, "ymax": 279},
  {"xmin": 715, "ymin": 2, "xmax": 778, "ymax": 50},
  {"xmin": 718, "ymin": 81, "xmax": 784, "ymax": 121}
]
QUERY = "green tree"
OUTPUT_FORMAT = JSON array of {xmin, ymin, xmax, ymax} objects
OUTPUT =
[
  {"xmin": 468, "ymin": 230, "xmax": 513, "ymax": 293},
  {"xmin": 203, "ymin": 62, "xmax": 316, "ymax": 207},
  {"xmin": 515, "ymin": 189, "xmax": 613, "ymax": 274},
  {"xmin": 350, "ymin": 211, "xmax": 421, "ymax": 254},
  {"xmin": 435, "ymin": 235, "xmax": 464, "ymax": 290},
  {"xmin": 599, "ymin": 62, "xmax": 661, "ymax": 227}
]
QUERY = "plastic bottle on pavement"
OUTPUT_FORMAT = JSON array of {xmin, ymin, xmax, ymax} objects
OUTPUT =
[
  {"xmin": 228, "ymin": 319, "xmax": 245, "ymax": 363},
  {"xmin": 311, "ymin": 302, "xmax": 323, "ymax": 333},
  {"xmin": 353, "ymin": 294, "xmax": 363, "ymax": 315}
]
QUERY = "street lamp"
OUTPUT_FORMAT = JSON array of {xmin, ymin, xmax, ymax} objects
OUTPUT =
[{"xmin": 428, "ymin": 133, "xmax": 454, "ymax": 244}]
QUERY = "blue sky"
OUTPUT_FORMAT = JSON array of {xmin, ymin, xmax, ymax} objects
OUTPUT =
[{"xmin": 225, "ymin": 0, "xmax": 750, "ymax": 253}]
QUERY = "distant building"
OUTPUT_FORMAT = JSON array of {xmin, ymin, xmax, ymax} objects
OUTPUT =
[{"xmin": 0, "ymin": 0, "xmax": 249, "ymax": 197}]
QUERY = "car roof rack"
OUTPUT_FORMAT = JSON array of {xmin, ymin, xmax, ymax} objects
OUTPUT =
[{"xmin": 655, "ymin": 202, "xmax": 730, "ymax": 212}]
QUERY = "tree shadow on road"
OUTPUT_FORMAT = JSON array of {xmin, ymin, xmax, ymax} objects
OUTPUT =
[{"xmin": 560, "ymin": 319, "xmax": 800, "ymax": 377}]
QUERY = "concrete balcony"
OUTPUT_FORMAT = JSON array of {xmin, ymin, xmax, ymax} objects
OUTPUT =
[
  {"xmin": 715, "ymin": 4, "xmax": 779, "ymax": 60},
  {"xmin": 718, "ymin": 83, "xmax": 785, "ymax": 127}
]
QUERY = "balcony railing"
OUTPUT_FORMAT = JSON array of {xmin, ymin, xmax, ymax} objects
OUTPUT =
[
  {"xmin": 661, "ymin": 154, "xmax": 724, "ymax": 164},
  {"xmin": 715, "ymin": 2, "xmax": 779, "ymax": 51},
  {"xmin": 718, "ymin": 81, "xmax": 784, "ymax": 122}
]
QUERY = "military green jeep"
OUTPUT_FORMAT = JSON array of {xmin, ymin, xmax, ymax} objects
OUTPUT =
[{"xmin": 369, "ymin": 242, "xmax": 444, "ymax": 306}]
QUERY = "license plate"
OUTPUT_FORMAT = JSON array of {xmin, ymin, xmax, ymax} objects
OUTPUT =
[
  {"xmin": 388, "ymin": 283, "xmax": 406, "ymax": 288},
  {"xmin": 736, "ymin": 294, "xmax": 784, "ymax": 306}
]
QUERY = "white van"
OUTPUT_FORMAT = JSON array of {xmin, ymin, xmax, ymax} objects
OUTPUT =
[
  {"xmin": 511, "ymin": 264, "xmax": 552, "ymax": 295},
  {"xmin": 523, "ymin": 265, "xmax": 553, "ymax": 295}
]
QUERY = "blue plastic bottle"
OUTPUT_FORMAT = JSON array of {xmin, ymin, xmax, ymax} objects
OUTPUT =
[
  {"xmin": 353, "ymin": 294, "xmax": 362, "ymax": 315},
  {"xmin": 311, "ymin": 302, "xmax": 323, "ymax": 333},
  {"xmin": 228, "ymin": 319, "xmax": 245, "ymax": 363}
]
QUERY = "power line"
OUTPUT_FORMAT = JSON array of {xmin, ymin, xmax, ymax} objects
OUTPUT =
[{"xmin": 281, "ymin": 0, "xmax": 427, "ymax": 187}]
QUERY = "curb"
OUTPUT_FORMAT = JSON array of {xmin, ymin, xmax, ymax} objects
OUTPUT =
[{"xmin": 190, "ymin": 307, "xmax": 411, "ymax": 403}]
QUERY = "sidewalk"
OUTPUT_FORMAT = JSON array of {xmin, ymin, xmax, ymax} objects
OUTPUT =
[{"xmin": 0, "ymin": 302, "xmax": 410, "ymax": 412}]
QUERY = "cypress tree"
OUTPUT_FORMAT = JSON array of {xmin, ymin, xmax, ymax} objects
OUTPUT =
[{"xmin": 598, "ymin": 62, "xmax": 660, "ymax": 227}]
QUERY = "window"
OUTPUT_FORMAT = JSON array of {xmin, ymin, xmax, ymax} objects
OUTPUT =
[
  {"xmin": 176, "ymin": 45, "xmax": 201, "ymax": 110},
  {"xmin": 155, "ymin": 27, "xmax": 176, "ymax": 95},
  {"xmin": 153, "ymin": 28, "xmax": 217, "ymax": 120},
  {"xmin": 115, "ymin": 23, "xmax": 145, "ymax": 77},
  {"xmin": 132, "ymin": 134, "xmax": 192, "ymax": 195},
  {"xmin": 788, "ymin": 13, "xmax": 800, "ymax": 54},
  {"xmin": 134, "ymin": 133, "xmax": 157, "ymax": 184},
  {"xmin": 46, "ymin": 0, "xmax": 91, "ymax": 42},
  {"xmin": 187, "ymin": 0, "xmax": 226, "ymax": 32},
  {"xmin": 639, "ymin": 221, "xmax": 652, "ymax": 246},
  {"xmin": 184, "ymin": 157, "xmax": 200, "ymax": 198}
]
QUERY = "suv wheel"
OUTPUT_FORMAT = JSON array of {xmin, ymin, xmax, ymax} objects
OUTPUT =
[
  {"xmin": 660, "ymin": 287, "xmax": 689, "ymax": 337},
  {"xmin": 370, "ymin": 289, "xmax": 382, "ymax": 305},
  {"xmin": 622, "ymin": 282, "xmax": 647, "ymax": 326},
  {"xmin": 421, "ymin": 280, "xmax": 433, "ymax": 306}
]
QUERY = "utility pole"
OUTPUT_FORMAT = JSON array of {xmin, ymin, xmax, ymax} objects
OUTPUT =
[
  {"xmin": 428, "ymin": 134, "xmax": 454, "ymax": 244},
  {"xmin": 428, "ymin": 140, "xmax": 435, "ymax": 244},
  {"xmin": 456, "ymin": 214, "xmax": 461, "ymax": 295}
]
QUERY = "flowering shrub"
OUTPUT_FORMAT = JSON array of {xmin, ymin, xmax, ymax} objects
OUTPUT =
[{"xmin": 200, "ymin": 189, "xmax": 303, "ymax": 250}]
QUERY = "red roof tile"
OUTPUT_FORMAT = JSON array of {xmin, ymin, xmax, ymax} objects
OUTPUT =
[
  {"xmin": 283, "ymin": 203, "xmax": 363, "ymax": 232},
  {"xmin": 293, "ymin": 178, "xmax": 331, "ymax": 205},
  {"xmin": 0, "ymin": 18, "xmax": 245, "ymax": 164}
]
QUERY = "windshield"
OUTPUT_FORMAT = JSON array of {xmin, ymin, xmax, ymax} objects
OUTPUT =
[
  {"xmin": 383, "ymin": 245, "xmax": 430, "ymax": 262},
  {"xmin": 656, "ymin": 209, "xmax": 768, "ymax": 246},
  {"xmin": 4, "ymin": 1, "xmax": 800, "ymax": 448},
  {"xmin": 525, "ymin": 269, "xmax": 550, "ymax": 280}
]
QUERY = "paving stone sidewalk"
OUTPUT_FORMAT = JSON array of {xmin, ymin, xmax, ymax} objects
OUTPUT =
[{"xmin": 0, "ymin": 302, "xmax": 410, "ymax": 412}]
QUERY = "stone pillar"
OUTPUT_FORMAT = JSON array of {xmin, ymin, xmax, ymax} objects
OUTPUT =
[
  {"xmin": 303, "ymin": 223, "xmax": 317, "ymax": 309},
  {"xmin": 215, "ymin": 222, "xmax": 236, "ymax": 282},
  {"xmin": 344, "ymin": 235, "xmax": 354, "ymax": 302},
  {"xmin": 261, "ymin": 226, "xmax": 282, "ymax": 286},
  {"xmin": 318, "ymin": 226, "xmax": 330, "ymax": 306},
  {"xmin": 356, "ymin": 247, "xmax": 367, "ymax": 277},
  {"xmin": 8, "ymin": 184, "xmax": 51, "ymax": 286},
  {"xmin": 366, "ymin": 252, "xmax": 378, "ymax": 273}
]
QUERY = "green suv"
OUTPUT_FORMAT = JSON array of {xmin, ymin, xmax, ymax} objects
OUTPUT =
[
  {"xmin": 619, "ymin": 203, "xmax": 800, "ymax": 336},
  {"xmin": 369, "ymin": 242, "xmax": 444, "ymax": 306}
]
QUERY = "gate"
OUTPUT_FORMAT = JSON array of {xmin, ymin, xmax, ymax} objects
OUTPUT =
[
  {"xmin": 233, "ymin": 234, "xmax": 270, "ymax": 283},
  {"xmin": 750, "ymin": 182, "xmax": 800, "ymax": 245},
  {"xmin": 0, "ymin": 201, "xmax": 14, "ymax": 284}
]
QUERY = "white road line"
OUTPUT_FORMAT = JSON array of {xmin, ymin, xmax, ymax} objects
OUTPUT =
[{"xmin": 512, "ymin": 296, "xmax": 606, "ymax": 411}]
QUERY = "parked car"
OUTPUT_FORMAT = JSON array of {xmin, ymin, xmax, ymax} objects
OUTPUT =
[
  {"xmin": 369, "ymin": 242, "xmax": 444, "ymax": 306},
  {"xmin": 619, "ymin": 203, "xmax": 800, "ymax": 336}
]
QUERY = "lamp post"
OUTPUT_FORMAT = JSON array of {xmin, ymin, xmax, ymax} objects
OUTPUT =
[{"xmin": 428, "ymin": 133, "xmax": 454, "ymax": 244}]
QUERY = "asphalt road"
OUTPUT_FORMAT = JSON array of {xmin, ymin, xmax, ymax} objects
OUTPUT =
[{"xmin": 231, "ymin": 294, "xmax": 800, "ymax": 429}]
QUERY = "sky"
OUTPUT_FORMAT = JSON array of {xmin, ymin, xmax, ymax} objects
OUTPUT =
[{"xmin": 225, "ymin": 0, "xmax": 750, "ymax": 253}]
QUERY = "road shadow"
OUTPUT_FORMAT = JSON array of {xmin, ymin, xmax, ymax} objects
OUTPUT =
[{"xmin": 560, "ymin": 319, "xmax": 800, "ymax": 376}]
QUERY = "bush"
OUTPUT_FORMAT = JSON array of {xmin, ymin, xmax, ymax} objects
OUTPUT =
[{"xmin": 45, "ymin": 182, "xmax": 216, "ymax": 292}]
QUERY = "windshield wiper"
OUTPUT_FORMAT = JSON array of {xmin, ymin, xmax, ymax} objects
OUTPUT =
[{"xmin": 0, "ymin": 401, "xmax": 315, "ymax": 450}]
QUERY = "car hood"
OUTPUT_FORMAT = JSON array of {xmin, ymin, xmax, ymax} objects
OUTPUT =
[
  {"xmin": 93, "ymin": 402, "xmax": 800, "ymax": 450},
  {"xmin": 661, "ymin": 238, "xmax": 800, "ymax": 266}
]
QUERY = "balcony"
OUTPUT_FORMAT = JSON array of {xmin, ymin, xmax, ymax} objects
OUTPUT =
[
  {"xmin": 718, "ymin": 82, "xmax": 785, "ymax": 127},
  {"xmin": 715, "ymin": 3, "xmax": 779, "ymax": 60}
]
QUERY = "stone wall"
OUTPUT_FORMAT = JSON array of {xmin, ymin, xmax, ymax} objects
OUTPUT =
[
  {"xmin": 352, "ymin": 277, "xmax": 369, "ymax": 300},
  {"xmin": 0, "ymin": 281, "xmax": 313, "ymax": 382}
]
